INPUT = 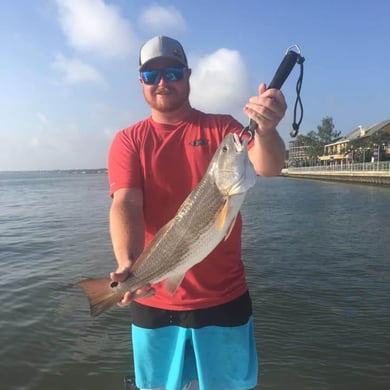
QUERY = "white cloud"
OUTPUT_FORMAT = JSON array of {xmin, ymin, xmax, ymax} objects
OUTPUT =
[
  {"xmin": 51, "ymin": 53, "xmax": 106, "ymax": 85},
  {"xmin": 55, "ymin": 0, "xmax": 138, "ymax": 58},
  {"xmin": 0, "ymin": 104, "xmax": 143, "ymax": 170},
  {"xmin": 139, "ymin": 5, "xmax": 186, "ymax": 33},
  {"xmin": 103, "ymin": 127, "xmax": 115, "ymax": 139},
  {"xmin": 37, "ymin": 112, "xmax": 49, "ymax": 127},
  {"xmin": 0, "ymin": 122, "xmax": 110, "ymax": 171},
  {"xmin": 190, "ymin": 49, "xmax": 251, "ymax": 115}
]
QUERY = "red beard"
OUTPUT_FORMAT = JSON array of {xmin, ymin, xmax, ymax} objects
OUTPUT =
[{"xmin": 144, "ymin": 82, "xmax": 190, "ymax": 113}]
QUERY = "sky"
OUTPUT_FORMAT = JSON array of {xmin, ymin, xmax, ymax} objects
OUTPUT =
[{"xmin": 1, "ymin": 0, "xmax": 389, "ymax": 171}]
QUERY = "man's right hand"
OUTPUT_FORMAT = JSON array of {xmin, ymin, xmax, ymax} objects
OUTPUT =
[{"xmin": 110, "ymin": 265, "xmax": 155, "ymax": 306}]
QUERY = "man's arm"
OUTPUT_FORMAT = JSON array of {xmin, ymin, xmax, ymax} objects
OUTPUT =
[
  {"xmin": 248, "ymin": 127, "xmax": 285, "ymax": 176},
  {"xmin": 245, "ymin": 83, "xmax": 287, "ymax": 176},
  {"xmin": 109, "ymin": 187, "xmax": 153, "ymax": 304}
]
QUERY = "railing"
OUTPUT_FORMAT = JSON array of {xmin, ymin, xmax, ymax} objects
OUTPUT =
[{"xmin": 288, "ymin": 161, "xmax": 390, "ymax": 173}]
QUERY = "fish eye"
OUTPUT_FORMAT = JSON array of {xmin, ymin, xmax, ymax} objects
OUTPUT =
[
  {"xmin": 110, "ymin": 281, "xmax": 118, "ymax": 288},
  {"xmin": 222, "ymin": 146, "xmax": 228, "ymax": 152}
]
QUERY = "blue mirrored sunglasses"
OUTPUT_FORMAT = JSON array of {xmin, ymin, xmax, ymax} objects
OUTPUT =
[{"xmin": 140, "ymin": 67, "xmax": 186, "ymax": 85}]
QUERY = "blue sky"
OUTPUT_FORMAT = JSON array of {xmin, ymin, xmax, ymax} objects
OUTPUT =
[{"xmin": 1, "ymin": 0, "xmax": 389, "ymax": 170}]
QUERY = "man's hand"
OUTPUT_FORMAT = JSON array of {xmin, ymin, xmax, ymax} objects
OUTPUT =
[
  {"xmin": 244, "ymin": 83, "xmax": 287, "ymax": 137},
  {"xmin": 110, "ymin": 265, "xmax": 154, "ymax": 307}
]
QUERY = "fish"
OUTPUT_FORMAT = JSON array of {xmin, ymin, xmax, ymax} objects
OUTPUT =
[{"xmin": 76, "ymin": 133, "xmax": 257, "ymax": 316}]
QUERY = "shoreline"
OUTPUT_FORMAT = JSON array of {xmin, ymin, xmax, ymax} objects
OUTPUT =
[{"xmin": 281, "ymin": 168, "xmax": 390, "ymax": 185}]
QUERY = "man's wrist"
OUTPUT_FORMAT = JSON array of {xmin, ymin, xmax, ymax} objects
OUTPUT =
[
  {"xmin": 116, "ymin": 255, "xmax": 134, "ymax": 270},
  {"xmin": 256, "ymin": 127, "xmax": 278, "ymax": 141}
]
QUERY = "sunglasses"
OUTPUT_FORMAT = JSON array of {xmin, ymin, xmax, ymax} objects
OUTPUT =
[{"xmin": 140, "ymin": 67, "xmax": 186, "ymax": 85}]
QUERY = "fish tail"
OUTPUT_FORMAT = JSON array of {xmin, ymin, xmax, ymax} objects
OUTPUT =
[{"xmin": 75, "ymin": 278, "xmax": 121, "ymax": 317}]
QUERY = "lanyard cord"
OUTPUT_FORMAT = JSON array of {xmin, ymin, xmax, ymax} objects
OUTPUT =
[
  {"xmin": 290, "ymin": 54, "xmax": 305, "ymax": 137},
  {"xmin": 239, "ymin": 46, "xmax": 305, "ymax": 142}
]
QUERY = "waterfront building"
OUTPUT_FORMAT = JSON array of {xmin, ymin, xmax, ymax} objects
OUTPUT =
[
  {"xmin": 318, "ymin": 119, "xmax": 390, "ymax": 164},
  {"xmin": 288, "ymin": 139, "xmax": 311, "ymax": 166}
]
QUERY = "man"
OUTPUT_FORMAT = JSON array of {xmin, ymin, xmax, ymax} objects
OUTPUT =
[{"xmin": 108, "ymin": 36, "xmax": 286, "ymax": 390}]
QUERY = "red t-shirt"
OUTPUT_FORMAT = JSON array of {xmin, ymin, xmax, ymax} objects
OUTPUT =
[{"xmin": 108, "ymin": 109, "xmax": 249, "ymax": 310}]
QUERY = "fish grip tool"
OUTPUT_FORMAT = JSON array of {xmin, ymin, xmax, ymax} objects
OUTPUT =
[{"xmin": 239, "ymin": 45, "xmax": 305, "ymax": 142}]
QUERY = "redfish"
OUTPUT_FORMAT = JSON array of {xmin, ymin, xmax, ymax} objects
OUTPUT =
[{"xmin": 76, "ymin": 133, "xmax": 256, "ymax": 316}]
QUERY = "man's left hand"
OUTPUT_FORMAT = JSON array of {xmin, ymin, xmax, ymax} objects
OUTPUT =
[{"xmin": 244, "ymin": 83, "xmax": 287, "ymax": 137}]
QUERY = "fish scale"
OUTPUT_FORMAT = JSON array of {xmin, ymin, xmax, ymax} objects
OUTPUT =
[{"xmin": 129, "ymin": 179, "xmax": 226, "ymax": 287}]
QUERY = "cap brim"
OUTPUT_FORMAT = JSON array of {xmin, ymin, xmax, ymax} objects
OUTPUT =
[{"xmin": 139, "ymin": 56, "xmax": 187, "ymax": 71}]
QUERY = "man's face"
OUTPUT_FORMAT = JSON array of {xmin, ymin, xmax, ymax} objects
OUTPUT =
[{"xmin": 140, "ymin": 58, "xmax": 191, "ymax": 113}]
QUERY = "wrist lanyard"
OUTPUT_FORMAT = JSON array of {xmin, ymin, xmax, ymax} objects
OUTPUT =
[{"xmin": 239, "ymin": 45, "xmax": 305, "ymax": 142}]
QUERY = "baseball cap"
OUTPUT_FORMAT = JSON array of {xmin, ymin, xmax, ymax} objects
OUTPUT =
[{"xmin": 139, "ymin": 36, "xmax": 188, "ymax": 71}]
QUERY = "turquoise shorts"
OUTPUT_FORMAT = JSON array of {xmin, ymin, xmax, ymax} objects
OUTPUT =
[{"xmin": 131, "ymin": 293, "xmax": 258, "ymax": 390}]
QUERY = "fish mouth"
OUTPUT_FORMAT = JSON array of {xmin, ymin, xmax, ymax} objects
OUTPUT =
[{"xmin": 233, "ymin": 133, "xmax": 246, "ymax": 152}]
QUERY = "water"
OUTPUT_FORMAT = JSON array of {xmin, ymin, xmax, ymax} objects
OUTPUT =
[{"xmin": 0, "ymin": 172, "xmax": 389, "ymax": 390}]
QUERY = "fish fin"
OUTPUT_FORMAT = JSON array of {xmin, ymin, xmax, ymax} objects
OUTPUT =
[
  {"xmin": 75, "ymin": 278, "xmax": 122, "ymax": 317},
  {"xmin": 224, "ymin": 215, "xmax": 237, "ymax": 241},
  {"xmin": 164, "ymin": 273, "xmax": 186, "ymax": 295},
  {"xmin": 217, "ymin": 198, "xmax": 230, "ymax": 231}
]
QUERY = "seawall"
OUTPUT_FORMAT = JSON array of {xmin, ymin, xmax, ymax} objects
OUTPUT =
[{"xmin": 281, "ymin": 168, "xmax": 390, "ymax": 186}]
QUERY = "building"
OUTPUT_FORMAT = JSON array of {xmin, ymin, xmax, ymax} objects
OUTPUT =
[
  {"xmin": 318, "ymin": 119, "xmax": 390, "ymax": 164},
  {"xmin": 288, "ymin": 139, "xmax": 311, "ymax": 166}
]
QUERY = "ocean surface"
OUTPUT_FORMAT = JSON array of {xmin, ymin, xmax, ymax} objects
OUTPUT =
[{"xmin": 0, "ymin": 172, "xmax": 389, "ymax": 390}]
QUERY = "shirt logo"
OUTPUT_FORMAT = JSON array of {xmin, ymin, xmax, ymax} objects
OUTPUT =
[{"xmin": 189, "ymin": 138, "xmax": 209, "ymax": 147}]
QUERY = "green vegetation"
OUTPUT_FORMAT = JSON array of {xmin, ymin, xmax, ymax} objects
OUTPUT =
[
  {"xmin": 293, "ymin": 117, "xmax": 390, "ymax": 164},
  {"xmin": 349, "ymin": 130, "xmax": 389, "ymax": 162},
  {"xmin": 296, "ymin": 116, "xmax": 341, "ymax": 160}
]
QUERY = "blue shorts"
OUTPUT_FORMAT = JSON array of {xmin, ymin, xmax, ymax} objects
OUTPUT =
[{"xmin": 131, "ymin": 293, "xmax": 258, "ymax": 390}]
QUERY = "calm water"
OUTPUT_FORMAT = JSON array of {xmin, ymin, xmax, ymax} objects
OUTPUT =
[{"xmin": 0, "ymin": 172, "xmax": 389, "ymax": 390}]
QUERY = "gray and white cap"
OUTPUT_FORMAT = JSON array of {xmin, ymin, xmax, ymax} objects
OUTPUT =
[{"xmin": 139, "ymin": 36, "xmax": 188, "ymax": 71}]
